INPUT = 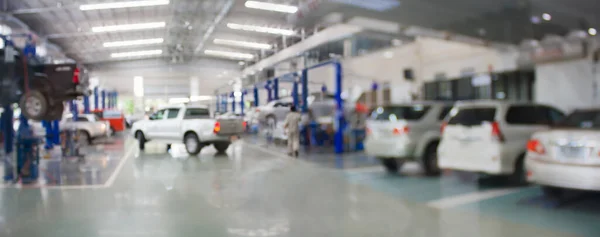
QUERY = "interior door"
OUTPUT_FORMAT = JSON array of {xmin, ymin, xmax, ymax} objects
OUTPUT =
[{"xmin": 146, "ymin": 109, "xmax": 166, "ymax": 139}]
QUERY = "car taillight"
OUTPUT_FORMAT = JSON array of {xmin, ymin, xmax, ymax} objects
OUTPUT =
[
  {"xmin": 73, "ymin": 68, "xmax": 80, "ymax": 84},
  {"xmin": 527, "ymin": 139, "xmax": 545, "ymax": 154},
  {"xmin": 392, "ymin": 126, "xmax": 409, "ymax": 135},
  {"xmin": 440, "ymin": 122, "xmax": 447, "ymax": 134},
  {"xmin": 213, "ymin": 121, "xmax": 221, "ymax": 134},
  {"xmin": 243, "ymin": 121, "xmax": 247, "ymax": 127},
  {"xmin": 491, "ymin": 121, "xmax": 505, "ymax": 142}
]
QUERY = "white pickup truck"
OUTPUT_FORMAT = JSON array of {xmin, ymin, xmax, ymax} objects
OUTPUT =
[{"xmin": 131, "ymin": 105, "xmax": 244, "ymax": 155}]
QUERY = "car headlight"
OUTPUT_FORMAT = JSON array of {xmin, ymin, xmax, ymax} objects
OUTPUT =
[{"xmin": 100, "ymin": 124, "xmax": 107, "ymax": 130}]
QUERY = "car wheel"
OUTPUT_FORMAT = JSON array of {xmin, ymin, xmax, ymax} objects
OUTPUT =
[
  {"xmin": 509, "ymin": 155, "xmax": 527, "ymax": 186},
  {"xmin": 78, "ymin": 130, "xmax": 91, "ymax": 146},
  {"xmin": 379, "ymin": 158, "xmax": 404, "ymax": 173},
  {"xmin": 184, "ymin": 133, "xmax": 202, "ymax": 155},
  {"xmin": 136, "ymin": 131, "xmax": 146, "ymax": 150},
  {"xmin": 110, "ymin": 126, "xmax": 116, "ymax": 135},
  {"xmin": 19, "ymin": 90, "xmax": 49, "ymax": 121},
  {"xmin": 542, "ymin": 186, "xmax": 565, "ymax": 199},
  {"xmin": 422, "ymin": 142, "xmax": 441, "ymax": 176},
  {"xmin": 214, "ymin": 142, "xmax": 230, "ymax": 154}
]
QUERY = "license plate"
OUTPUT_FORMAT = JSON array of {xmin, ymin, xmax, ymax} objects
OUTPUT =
[{"xmin": 559, "ymin": 146, "xmax": 587, "ymax": 158}]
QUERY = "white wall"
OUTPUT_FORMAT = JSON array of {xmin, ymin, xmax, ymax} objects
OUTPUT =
[{"xmin": 535, "ymin": 59, "xmax": 596, "ymax": 113}]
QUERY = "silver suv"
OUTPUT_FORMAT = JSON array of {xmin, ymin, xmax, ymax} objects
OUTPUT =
[{"xmin": 365, "ymin": 102, "xmax": 453, "ymax": 175}]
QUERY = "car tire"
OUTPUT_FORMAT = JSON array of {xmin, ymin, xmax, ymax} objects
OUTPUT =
[
  {"xmin": 509, "ymin": 155, "xmax": 527, "ymax": 186},
  {"xmin": 78, "ymin": 130, "xmax": 92, "ymax": 146},
  {"xmin": 541, "ymin": 186, "xmax": 565, "ymax": 199},
  {"xmin": 20, "ymin": 90, "xmax": 49, "ymax": 121},
  {"xmin": 380, "ymin": 158, "xmax": 404, "ymax": 173},
  {"xmin": 136, "ymin": 131, "xmax": 146, "ymax": 150},
  {"xmin": 214, "ymin": 142, "xmax": 230, "ymax": 154},
  {"xmin": 184, "ymin": 132, "xmax": 202, "ymax": 155},
  {"xmin": 422, "ymin": 142, "xmax": 441, "ymax": 176}
]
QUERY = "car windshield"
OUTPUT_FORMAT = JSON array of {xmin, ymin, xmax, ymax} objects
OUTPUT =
[
  {"xmin": 447, "ymin": 107, "xmax": 496, "ymax": 126},
  {"xmin": 557, "ymin": 110, "xmax": 600, "ymax": 129},
  {"xmin": 370, "ymin": 105, "xmax": 431, "ymax": 121}
]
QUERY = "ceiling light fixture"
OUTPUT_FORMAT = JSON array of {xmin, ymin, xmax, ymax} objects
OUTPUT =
[
  {"xmin": 92, "ymin": 22, "xmax": 166, "ymax": 33},
  {"xmin": 589, "ymin": 28, "xmax": 597, "ymax": 36},
  {"xmin": 226, "ymin": 23, "xmax": 295, "ymax": 36},
  {"xmin": 213, "ymin": 39, "xmax": 272, "ymax": 50},
  {"xmin": 244, "ymin": 1, "xmax": 298, "ymax": 13},
  {"xmin": 103, "ymin": 38, "xmax": 164, "ymax": 47},
  {"xmin": 80, "ymin": 0, "xmax": 170, "ymax": 11},
  {"xmin": 542, "ymin": 13, "xmax": 551, "ymax": 21},
  {"xmin": 111, "ymin": 49, "xmax": 163, "ymax": 58},
  {"xmin": 204, "ymin": 50, "xmax": 254, "ymax": 59}
]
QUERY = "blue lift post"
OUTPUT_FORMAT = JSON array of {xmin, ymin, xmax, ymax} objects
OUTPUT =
[
  {"xmin": 241, "ymin": 90, "xmax": 246, "ymax": 116},
  {"xmin": 253, "ymin": 86, "xmax": 259, "ymax": 107},
  {"xmin": 292, "ymin": 81, "xmax": 299, "ymax": 108},
  {"xmin": 93, "ymin": 87, "xmax": 99, "ymax": 110},
  {"xmin": 101, "ymin": 90, "xmax": 106, "ymax": 109},
  {"xmin": 230, "ymin": 92, "xmax": 236, "ymax": 113},
  {"xmin": 114, "ymin": 91, "xmax": 118, "ymax": 109},
  {"xmin": 265, "ymin": 81, "xmax": 273, "ymax": 102},
  {"xmin": 221, "ymin": 93, "xmax": 228, "ymax": 113},
  {"xmin": 2, "ymin": 105, "xmax": 14, "ymax": 181},
  {"xmin": 215, "ymin": 94, "xmax": 220, "ymax": 113},
  {"xmin": 83, "ymin": 95, "xmax": 91, "ymax": 114},
  {"xmin": 273, "ymin": 78, "xmax": 279, "ymax": 101}
]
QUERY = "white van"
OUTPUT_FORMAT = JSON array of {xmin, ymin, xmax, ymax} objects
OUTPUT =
[{"xmin": 437, "ymin": 101, "xmax": 564, "ymax": 183}]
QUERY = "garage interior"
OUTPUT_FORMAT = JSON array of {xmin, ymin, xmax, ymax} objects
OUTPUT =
[{"xmin": 0, "ymin": 0, "xmax": 599, "ymax": 236}]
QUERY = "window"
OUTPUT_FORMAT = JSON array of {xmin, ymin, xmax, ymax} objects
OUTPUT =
[
  {"xmin": 184, "ymin": 108, "xmax": 210, "ymax": 119},
  {"xmin": 76, "ymin": 117, "xmax": 89, "ymax": 122},
  {"xmin": 447, "ymin": 107, "xmax": 496, "ymax": 126},
  {"xmin": 540, "ymin": 106, "xmax": 565, "ymax": 124},
  {"xmin": 166, "ymin": 109, "xmax": 180, "ymax": 119},
  {"xmin": 150, "ymin": 110, "xmax": 166, "ymax": 120},
  {"xmin": 505, "ymin": 105, "xmax": 547, "ymax": 125},
  {"xmin": 559, "ymin": 110, "xmax": 600, "ymax": 129},
  {"xmin": 370, "ymin": 105, "xmax": 431, "ymax": 121},
  {"xmin": 438, "ymin": 106, "xmax": 454, "ymax": 120}
]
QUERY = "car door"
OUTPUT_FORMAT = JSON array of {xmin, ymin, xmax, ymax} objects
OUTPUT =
[
  {"xmin": 163, "ymin": 108, "xmax": 182, "ymax": 140},
  {"xmin": 145, "ymin": 109, "xmax": 166, "ymax": 139}
]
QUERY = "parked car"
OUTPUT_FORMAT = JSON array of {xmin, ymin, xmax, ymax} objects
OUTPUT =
[
  {"xmin": 14, "ymin": 113, "xmax": 111, "ymax": 144},
  {"xmin": 365, "ymin": 102, "xmax": 453, "ymax": 175},
  {"xmin": 0, "ymin": 43, "xmax": 89, "ymax": 121},
  {"xmin": 255, "ymin": 98, "xmax": 294, "ymax": 127},
  {"xmin": 131, "ymin": 105, "xmax": 244, "ymax": 155},
  {"xmin": 438, "ymin": 101, "xmax": 565, "ymax": 183},
  {"xmin": 92, "ymin": 109, "xmax": 126, "ymax": 133},
  {"xmin": 526, "ymin": 109, "xmax": 600, "ymax": 197}
]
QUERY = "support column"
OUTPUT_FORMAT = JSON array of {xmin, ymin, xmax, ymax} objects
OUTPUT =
[
  {"xmin": 231, "ymin": 92, "xmax": 236, "ymax": 113},
  {"xmin": 301, "ymin": 69, "xmax": 308, "ymax": 113},
  {"xmin": 292, "ymin": 81, "xmax": 299, "ymax": 108},
  {"xmin": 83, "ymin": 95, "xmax": 90, "ymax": 114},
  {"xmin": 101, "ymin": 90, "xmax": 106, "ymax": 109},
  {"xmin": 334, "ymin": 61, "xmax": 345, "ymax": 154},
  {"xmin": 253, "ymin": 86, "xmax": 259, "ymax": 107},
  {"xmin": 241, "ymin": 91, "xmax": 246, "ymax": 116},
  {"xmin": 273, "ymin": 78, "xmax": 280, "ymax": 100},
  {"xmin": 93, "ymin": 87, "xmax": 99, "ymax": 110}
]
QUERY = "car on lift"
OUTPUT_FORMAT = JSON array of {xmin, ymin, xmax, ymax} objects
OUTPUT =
[
  {"xmin": 0, "ymin": 41, "xmax": 89, "ymax": 121},
  {"xmin": 365, "ymin": 102, "xmax": 453, "ymax": 175},
  {"xmin": 526, "ymin": 108, "xmax": 600, "ymax": 198},
  {"xmin": 255, "ymin": 97, "xmax": 294, "ymax": 127},
  {"xmin": 14, "ymin": 113, "xmax": 111, "ymax": 144},
  {"xmin": 131, "ymin": 105, "xmax": 245, "ymax": 155},
  {"xmin": 437, "ymin": 101, "xmax": 565, "ymax": 184}
]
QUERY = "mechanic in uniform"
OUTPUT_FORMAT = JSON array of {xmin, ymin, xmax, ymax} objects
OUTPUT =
[{"xmin": 284, "ymin": 106, "xmax": 302, "ymax": 157}]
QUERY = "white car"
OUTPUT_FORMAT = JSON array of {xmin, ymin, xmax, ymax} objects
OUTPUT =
[
  {"xmin": 438, "ymin": 101, "xmax": 564, "ymax": 183},
  {"xmin": 365, "ymin": 102, "xmax": 453, "ymax": 175},
  {"xmin": 526, "ymin": 109, "xmax": 600, "ymax": 197},
  {"xmin": 14, "ymin": 113, "xmax": 111, "ymax": 144},
  {"xmin": 131, "ymin": 105, "xmax": 244, "ymax": 155},
  {"xmin": 255, "ymin": 98, "xmax": 294, "ymax": 126}
]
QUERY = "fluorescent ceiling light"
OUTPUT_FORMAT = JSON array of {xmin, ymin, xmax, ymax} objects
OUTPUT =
[
  {"xmin": 92, "ymin": 22, "xmax": 166, "ymax": 33},
  {"xmin": 103, "ymin": 38, "xmax": 164, "ymax": 47},
  {"xmin": 204, "ymin": 50, "xmax": 254, "ymax": 60},
  {"xmin": 330, "ymin": 0, "xmax": 400, "ymax": 12},
  {"xmin": 111, "ymin": 49, "xmax": 163, "ymax": 58},
  {"xmin": 80, "ymin": 0, "xmax": 170, "ymax": 11},
  {"xmin": 244, "ymin": 1, "xmax": 298, "ymax": 13},
  {"xmin": 213, "ymin": 39, "xmax": 271, "ymax": 50},
  {"xmin": 227, "ymin": 23, "xmax": 295, "ymax": 36}
]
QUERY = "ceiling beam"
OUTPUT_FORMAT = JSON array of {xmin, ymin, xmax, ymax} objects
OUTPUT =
[
  {"xmin": 194, "ymin": 0, "xmax": 235, "ymax": 53},
  {"xmin": 11, "ymin": 5, "xmax": 79, "ymax": 15}
]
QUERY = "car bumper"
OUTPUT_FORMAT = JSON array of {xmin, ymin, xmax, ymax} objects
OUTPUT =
[
  {"xmin": 438, "ymin": 142, "xmax": 510, "ymax": 175},
  {"xmin": 526, "ymin": 157, "xmax": 600, "ymax": 191},
  {"xmin": 364, "ymin": 137, "xmax": 415, "ymax": 159}
]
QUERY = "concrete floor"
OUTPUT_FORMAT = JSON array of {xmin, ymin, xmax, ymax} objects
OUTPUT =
[{"xmin": 0, "ymin": 135, "xmax": 598, "ymax": 237}]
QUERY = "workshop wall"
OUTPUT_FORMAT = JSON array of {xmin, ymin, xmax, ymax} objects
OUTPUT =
[{"xmin": 535, "ymin": 59, "xmax": 596, "ymax": 113}]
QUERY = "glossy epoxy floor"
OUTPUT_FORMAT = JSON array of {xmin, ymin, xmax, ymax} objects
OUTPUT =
[{"xmin": 0, "ymin": 137, "xmax": 595, "ymax": 237}]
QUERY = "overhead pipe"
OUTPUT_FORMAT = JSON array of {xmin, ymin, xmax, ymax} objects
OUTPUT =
[{"xmin": 194, "ymin": 0, "xmax": 235, "ymax": 53}]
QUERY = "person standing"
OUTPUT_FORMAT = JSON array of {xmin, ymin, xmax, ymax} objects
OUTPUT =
[{"xmin": 284, "ymin": 106, "xmax": 302, "ymax": 157}]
